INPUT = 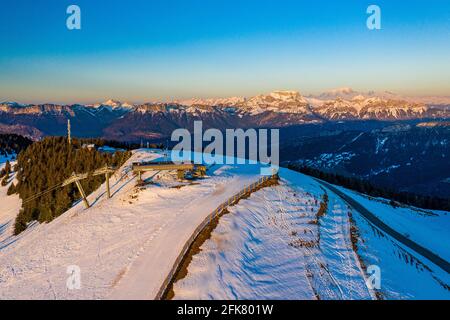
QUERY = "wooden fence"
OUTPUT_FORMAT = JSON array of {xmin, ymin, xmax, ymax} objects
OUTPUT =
[{"xmin": 154, "ymin": 173, "xmax": 279, "ymax": 299}]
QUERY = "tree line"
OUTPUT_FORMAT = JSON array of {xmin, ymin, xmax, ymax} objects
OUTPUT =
[
  {"xmin": 0, "ymin": 134, "xmax": 32, "ymax": 188},
  {"xmin": 72, "ymin": 138, "xmax": 163, "ymax": 150},
  {"xmin": 1, "ymin": 160, "xmax": 12, "ymax": 186},
  {"xmin": 288, "ymin": 165, "xmax": 450, "ymax": 212},
  {"xmin": 0, "ymin": 133, "xmax": 32, "ymax": 156},
  {"xmin": 8, "ymin": 137, "xmax": 132, "ymax": 234}
]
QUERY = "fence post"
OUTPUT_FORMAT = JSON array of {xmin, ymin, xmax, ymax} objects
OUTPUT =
[
  {"xmin": 105, "ymin": 171, "xmax": 111, "ymax": 198},
  {"xmin": 75, "ymin": 180, "xmax": 90, "ymax": 209}
]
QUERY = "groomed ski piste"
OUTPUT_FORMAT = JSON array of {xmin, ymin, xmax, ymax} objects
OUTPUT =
[
  {"xmin": 0, "ymin": 157, "xmax": 21, "ymax": 249},
  {"xmin": 0, "ymin": 149, "xmax": 449, "ymax": 299}
]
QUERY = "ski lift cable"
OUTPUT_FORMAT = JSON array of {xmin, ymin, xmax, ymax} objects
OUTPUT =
[
  {"xmin": 22, "ymin": 182, "xmax": 64, "ymax": 204},
  {"xmin": 20, "ymin": 164, "xmax": 119, "ymax": 204}
]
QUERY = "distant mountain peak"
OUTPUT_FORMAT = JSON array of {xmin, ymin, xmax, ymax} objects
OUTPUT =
[
  {"xmin": 351, "ymin": 95, "xmax": 366, "ymax": 101},
  {"xmin": 268, "ymin": 90, "xmax": 305, "ymax": 101},
  {"xmin": 0, "ymin": 101, "xmax": 25, "ymax": 107},
  {"xmin": 176, "ymin": 90, "xmax": 310, "ymax": 115},
  {"xmin": 176, "ymin": 96, "xmax": 245, "ymax": 107},
  {"xmin": 241, "ymin": 90, "xmax": 310, "ymax": 115},
  {"xmin": 328, "ymin": 87, "xmax": 356, "ymax": 94},
  {"xmin": 314, "ymin": 87, "xmax": 360, "ymax": 100},
  {"xmin": 103, "ymin": 99, "xmax": 122, "ymax": 106},
  {"xmin": 94, "ymin": 99, "xmax": 134, "ymax": 110}
]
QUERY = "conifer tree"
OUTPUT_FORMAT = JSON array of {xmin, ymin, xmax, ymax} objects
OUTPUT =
[{"xmin": 12, "ymin": 137, "xmax": 131, "ymax": 234}]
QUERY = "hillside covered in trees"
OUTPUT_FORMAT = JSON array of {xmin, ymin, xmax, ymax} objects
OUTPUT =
[
  {"xmin": 0, "ymin": 133, "xmax": 32, "ymax": 157},
  {"xmin": 289, "ymin": 165, "xmax": 450, "ymax": 212},
  {"xmin": 9, "ymin": 137, "xmax": 132, "ymax": 234}
]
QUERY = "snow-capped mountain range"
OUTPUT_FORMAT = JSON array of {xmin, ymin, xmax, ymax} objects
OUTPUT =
[
  {"xmin": 314, "ymin": 96, "xmax": 432, "ymax": 120},
  {"xmin": 92, "ymin": 99, "xmax": 135, "ymax": 111},
  {"xmin": 1, "ymin": 89, "xmax": 449, "ymax": 140},
  {"xmin": 2, "ymin": 89, "xmax": 449, "ymax": 117}
]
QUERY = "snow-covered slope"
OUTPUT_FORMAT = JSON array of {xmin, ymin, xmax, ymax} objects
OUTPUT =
[
  {"xmin": 0, "ymin": 160, "xmax": 21, "ymax": 243},
  {"xmin": 173, "ymin": 168, "xmax": 450, "ymax": 300},
  {"xmin": 0, "ymin": 150, "xmax": 448, "ymax": 299},
  {"xmin": 173, "ymin": 170, "xmax": 374, "ymax": 300},
  {"xmin": 0, "ymin": 149, "xmax": 266, "ymax": 299},
  {"xmin": 0, "ymin": 152, "xmax": 16, "ymax": 165},
  {"xmin": 340, "ymin": 191, "xmax": 450, "ymax": 299},
  {"xmin": 336, "ymin": 187, "xmax": 450, "ymax": 263}
]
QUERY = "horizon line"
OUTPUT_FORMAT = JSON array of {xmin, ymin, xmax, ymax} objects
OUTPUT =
[{"xmin": 2, "ymin": 89, "xmax": 450, "ymax": 106}]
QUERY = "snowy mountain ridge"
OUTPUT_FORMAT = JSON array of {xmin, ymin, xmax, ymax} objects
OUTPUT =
[
  {"xmin": 1, "ymin": 89, "xmax": 450, "ymax": 141},
  {"xmin": 2, "ymin": 89, "xmax": 449, "ymax": 118},
  {"xmin": 92, "ymin": 99, "xmax": 135, "ymax": 111},
  {"xmin": 313, "ymin": 96, "xmax": 431, "ymax": 120}
]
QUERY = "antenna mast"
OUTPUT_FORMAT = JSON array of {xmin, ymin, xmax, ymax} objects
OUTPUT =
[{"xmin": 67, "ymin": 119, "xmax": 72, "ymax": 145}]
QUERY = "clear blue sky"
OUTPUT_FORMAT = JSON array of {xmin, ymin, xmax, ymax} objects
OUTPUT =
[{"xmin": 0, "ymin": 0, "xmax": 449, "ymax": 104}]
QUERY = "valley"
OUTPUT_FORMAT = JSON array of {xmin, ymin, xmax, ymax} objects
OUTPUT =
[{"xmin": 281, "ymin": 123, "xmax": 450, "ymax": 198}]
